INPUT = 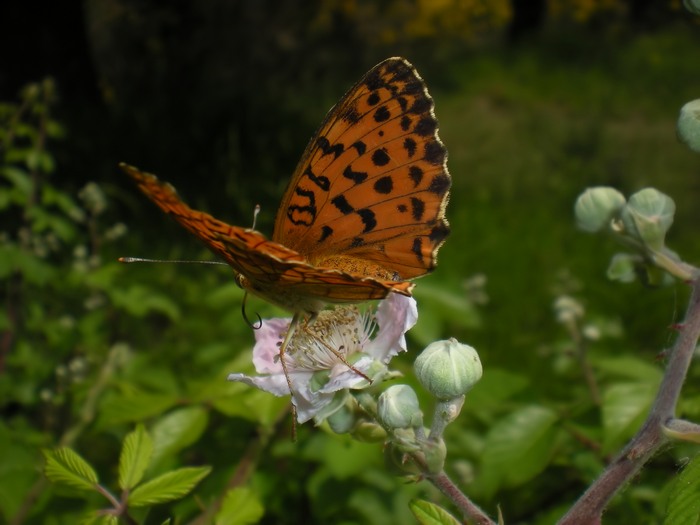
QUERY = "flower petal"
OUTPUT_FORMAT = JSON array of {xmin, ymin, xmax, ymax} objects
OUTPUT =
[
  {"xmin": 366, "ymin": 294, "xmax": 418, "ymax": 362},
  {"xmin": 227, "ymin": 372, "xmax": 290, "ymax": 396},
  {"xmin": 252, "ymin": 317, "xmax": 289, "ymax": 374}
]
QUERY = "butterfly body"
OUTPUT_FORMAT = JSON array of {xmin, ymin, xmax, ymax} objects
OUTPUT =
[{"xmin": 122, "ymin": 57, "xmax": 449, "ymax": 317}]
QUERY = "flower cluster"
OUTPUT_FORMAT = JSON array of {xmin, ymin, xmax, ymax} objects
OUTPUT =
[{"xmin": 228, "ymin": 293, "xmax": 418, "ymax": 424}]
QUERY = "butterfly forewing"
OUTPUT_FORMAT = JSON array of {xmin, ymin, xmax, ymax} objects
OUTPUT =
[
  {"xmin": 272, "ymin": 57, "xmax": 450, "ymax": 280},
  {"xmin": 120, "ymin": 163, "xmax": 307, "ymax": 269},
  {"xmin": 121, "ymin": 163, "xmax": 412, "ymax": 313}
]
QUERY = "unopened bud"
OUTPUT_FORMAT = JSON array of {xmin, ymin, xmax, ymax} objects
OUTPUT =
[
  {"xmin": 678, "ymin": 99, "xmax": 700, "ymax": 153},
  {"xmin": 377, "ymin": 385, "xmax": 423, "ymax": 429},
  {"xmin": 414, "ymin": 338, "xmax": 482, "ymax": 401},
  {"xmin": 620, "ymin": 188, "xmax": 675, "ymax": 250},
  {"xmin": 574, "ymin": 187, "xmax": 626, "ymax": 233}
]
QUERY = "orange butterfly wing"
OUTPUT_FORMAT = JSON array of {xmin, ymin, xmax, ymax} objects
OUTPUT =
[
  {"xmin": 120, "ymin": 163, "xmax": 412, "ymax": 314},
  {"xmin": 272, "ymin": 57, "xmax": 450, "ymax": 280},
  {"xmin": 122, "ymin": 57, "xmax": 447, "ymax": 314}
]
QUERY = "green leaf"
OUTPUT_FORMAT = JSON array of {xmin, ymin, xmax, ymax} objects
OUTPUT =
[
  {"xmin": 215, "ymin": 487, "xmax": 264, "ymax": 525},
  {"xmin": 149, "ymin": 406, "xmax": 209, "ymax": 468},
  {"xmin": 664, "ymin": 454, "xmax": 700, "ymax": 525},
  {"xmin": 477, "ymin": 406, "xmax": 559, "ymax": 497},
  {"xmin": 80, "ymin": 513, "xmax": 119, "ymax": 525},
  {"xmin": 97, "ymin": 392, "xmax": 179, "ymax": 427},
  {"xmin": 602, "ymin": 381, "xmax": 658, "ymax": 453},
  {"xmin": 127, "ymin": 466, "xmax": 211, "ymax": 507},
  {"xmin": 119, "ymin": 424, "xmax": 153, "ymax": 490},
  {"xmin": 43, "ymin": 447, "xmax": 99, "ymax": 492},
  {"xmin": 409, "ymin": 499, "xmax": 461, "ymax": 525}
]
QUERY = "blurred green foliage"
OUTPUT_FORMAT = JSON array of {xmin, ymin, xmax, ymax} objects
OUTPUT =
[{"xmin": 2, "ymin": 2, "xmax": 700, "ymax": 524}]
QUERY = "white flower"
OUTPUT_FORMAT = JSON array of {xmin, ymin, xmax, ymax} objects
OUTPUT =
[{"xmin": 228, "ymin": 293, "xmax": 418, "ymax": 424}]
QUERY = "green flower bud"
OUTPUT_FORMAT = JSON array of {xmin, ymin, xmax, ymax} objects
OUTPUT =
[
  {"xmin": 678, "ymin": 99, "xmax": 700, "ymax": 153},
  {"xmin": 377, "ymin": 385, "xmax": 423, "ymax": 429},
  {"xmin": 574, "ymin": 187, "xmax": 626, "ymax": 233},
  {"xmin": 414, "ymin": 338, "xmax": 482, "ymax": 400},
  {"xmin": 683, "ymin": 0, "xmax": 700, "ymax": 15},
  {"xmin": 620, "ymin": 188, "xmax": 675, "ymax": 250}
]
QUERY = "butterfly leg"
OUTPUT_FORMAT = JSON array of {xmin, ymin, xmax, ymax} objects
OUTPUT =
[{"xmin": 277, "ymin": 311, "xmax": 304, "ymax": 430}]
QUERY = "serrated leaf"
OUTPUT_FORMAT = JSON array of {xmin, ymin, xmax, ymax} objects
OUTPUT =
[
  {"xmin": 119, "ymin": 424, "xmax": 153, "ymax": 490},
  {"xmin": 664, "ymin": 454, "xmax": 700, "ymax": 525},
  {"xmin": 149, "ymin": 406, "xmax": 208, "ymax": 468},
  {"xmin": 128, "ymin": 466, "xmax": 211, "ymax": 507},
  {"xmin": 43, "ymin": 447, "xmax": 99, "ymax": 492},
  {"xmin": 409, "ymin": 499, "xmax": 461, "ymax": 525},
  {"xmin": 215, "ymin": 487, "xmax": 264, "ymax": 525}
]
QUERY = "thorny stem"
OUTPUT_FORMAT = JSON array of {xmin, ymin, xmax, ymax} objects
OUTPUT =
[
  {"xmin": 409, "ymin": 452, "xmax": 495, "ymax": 525},
  {"xmin": 558, "ymin": 275, "xmax": 700, "ymax": 525}
]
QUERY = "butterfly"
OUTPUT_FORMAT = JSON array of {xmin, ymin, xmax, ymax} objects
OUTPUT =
[
  {"xmin": 121, "ymin": 57, "xmax": 450, "ymax": 395},
  {"xmin": 122, "ymin": 56, "xmax": 450, "ymax": 311}
]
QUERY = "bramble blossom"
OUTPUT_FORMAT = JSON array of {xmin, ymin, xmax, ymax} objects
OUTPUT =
[{"xmin": 228, "ymin": 293, "xmax": 418, "ymax": 423}]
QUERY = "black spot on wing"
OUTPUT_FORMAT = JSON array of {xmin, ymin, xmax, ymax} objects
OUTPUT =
[
  {"xmin": 372, "ymin": 148, "xmax": 390, "ymax": 167},
  {"xmin": 428, "ymin": 173, "xmax": 451, "ymax": 197},
  {"xmin": 303, "ymin": 165, "xmax": 330, "ymax": 191},
  {"xmin": 343, "ymin": 165, "xmax": 368, "ymax": 185},
  {"xmin": 367, "ymin": 92, "xmax": 381, "ymax": 105},
  {"xmin": 357, "ymin": 208, "xmax": 377, "ymax": 233},
  {"xmin": 414, "ymin": 116, "xmax": 437, "ymax": 137},
  {"xmin": 408, "ymin": 166, "xmax": 424, "ymax": 187},
  {"xmin": 352, "ymin": 141, "xmax": 367, "ymax": 155},
  {"xmin": 374, "ymin": 176, "xmax": 393, "ymax": 194},
  {"xmin": 429, "ymin": 222, "xmax": 451, "ymax": 243},
  {"xmin": 403, "ymin": 137, "xmax": 417, "ymax": 157},
  {"xmin": 319, "ymin": 225, "xmax": 333, "ymax": 243},
  {"xmin": 424, "ymin": 141, "xmax": 446, "ymax": 166},
  {"xmin": 374, "ymin": 106, "xmax": 390, "ymax": 122},
  {"xmin": 331, "ymin": 194, "xmax": 354, "ymax": 215},
  {"xmin": 316, "ymin": 136, "xmax": 345, "ymax": 159},
  {"xmin": 411, "ymin": 238, "xmax": 424, "ymax": 264},
  {"xmin": 410, "ymin": 197, "xmax": 425, "ymax": 221}
]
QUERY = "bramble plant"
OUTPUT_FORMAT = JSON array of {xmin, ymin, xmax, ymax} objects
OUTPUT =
[{"xmin": 4, "ymin": 5, "xmax": 700, "ymax": 525}]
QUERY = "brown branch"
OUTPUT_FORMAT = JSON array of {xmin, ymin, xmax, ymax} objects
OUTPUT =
[{"xmin": 558, "ymin": 276, "xmax": 700, "ymax": 524}]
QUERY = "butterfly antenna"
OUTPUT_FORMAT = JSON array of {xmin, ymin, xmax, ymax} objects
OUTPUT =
[
  {"xmin": 250, "ymin": 204, "xmax": 261, "ymax": 230},
  {"xmin": 119, "ymin": 257, "xmax": 228, "ymax": 265},
  {"xmin": 241, "ymin": 292, "xmax": 262, "ymax": 329}
]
